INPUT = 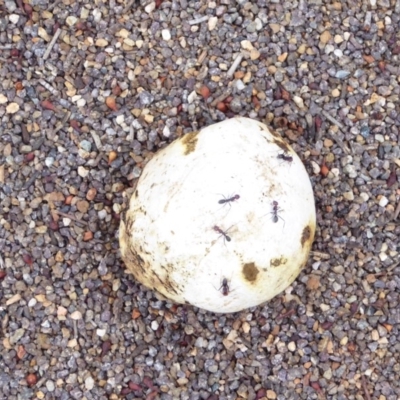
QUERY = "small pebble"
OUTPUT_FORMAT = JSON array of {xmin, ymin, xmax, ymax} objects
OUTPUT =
[
  {"xmin": 161, "ymin": 29, "xmax": 171, "ymax": 41},
  {"xmin": 70, "ymin": 311, "xmax": 83, "ymax": 320},
  {"xmin": 379, "ymin": 196, "xmax": 389, "ymax": 207}
]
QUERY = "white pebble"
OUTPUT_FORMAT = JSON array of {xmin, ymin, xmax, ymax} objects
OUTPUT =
[
  {"xmin": 161, "ymin": 29, "xmax": 171, "ymax": 41},
  {"xmin": 77, "ymin": 98, "xmax": 86, "ymax": 107},
  {"xmin": 293, "ymin": 95, "xmax": 304, "ymax": 109},
  {"xmin": 333, "ymin": 49, "xmax": 343, "ymax": 57},
  {"xmin": 235, "ymin": 79, "xmax": 245, "ymax": 91},
  {"xmin": 240, "ymin": 40, "xmax": 254, "ymax": 51},
  {"xmin": 324, "ymin": 44, "xmax": 334, "ymax": 54},
  {"xmin": 360, "ymin": 192, "xmax": 369, "ymax": 202},
  {"xmin": 9, "ymin": 14, "xmax": 19, "ymax": 24},
  {"xmin": 92, "ymin": 9, "xmax": 102, "ymax": 22},
  {"xmin": 78, "ymin": 166, "xmax": 89, "ymax": 178},
  {"xmin": 254, "ymin": 18, "xmax": 263, "ymax": 30},
  {"xmin": 287, "ymin": 341, "xmax": 296, "ymax": 352},
  {"xmin": 62, "ymin": 217, "xmax": 71, "ymax": 227},
  {"xmin": 163, "ymin": 125, "xmax": 171, "ymax": 138},
  {"xmin": 85, "ymin": 376, "xmax": 95, "ymax": 391},
  {"xmin": 310, "ymin": 160, "xmax": 320, "ymax": 175},
  {"xmin": 145, "ymin": 1, "xmax": 156, "ymax": 13},
  {"xmin": 116, "ymin": 115, "xmax": 125, "ymax": 125},
  {"xmin": 98, "ymin": 209, "xmax": 108, "ymax": 220},
  {"xmin": 379, "ymin": 252, "xmax": 387, "ymax": 262},
  {"xmin": 96, "ymin": 329, "xmax": 106, "ymax": 337},
  {"xmin": 187, "ymin": 91, "xmax": 198, "ymax": 104},
  {"xmin": 6, "ymin": 102, "xmax": 19, "ymax": 114},
  {"xmin": 70, "ymin": 310, "xmax": 82, "ymax": 320},
  {"xmin": 45, "ymin": 157, "xmax": 54, "ymax": 167},
  {"xmin": 46, "ymin": 380, "xmax": 55, "ymax": 392},
  {"xmin": 330, "ymin": 168, "xmax": 340, "ymax": 177},
  {"xmin": 66, "ymin": 16, "xmax": 78, "ymax": 26},
  {"xmin": 208, "ymin": 16, "xmax": 218, "ymax": 31},
  {"xmin": 0, "ymin": 94, "xmax": 7, "ymax": 104},
  {"xmin": 28, "ymin": 298, "xmax": 37, "ymax": 307},
  {"xmin": 343, "ymin": 191, "xmax": 354, "ymax": 201},
  {"xmin": 320, "ymin": 304, "xmax": 330, "ymax": 312},
  {"xmin": 151, "ymin": 320, "xmax": 159, "ymax": 330},
  {"xmin": 379, "ymin": 196, "xmax": 388, "ymax": 207}
]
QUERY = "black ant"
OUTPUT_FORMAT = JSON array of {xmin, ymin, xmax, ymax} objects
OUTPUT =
[
  {"xmin": 271, "ymin": 200, "xmax": 285, "ymax": 226},
  {"xmin": 277, "ymin": 152, "xmax": 293, "ymax": 163},
  {"xmin": 218, "ymin": 278, "xmax": 230, "ymax": 296},
  {"xmin": 218, "ymin": 194, "xmax": 240, "ymax": 205},
  {"xmin": 277, "ymin": 152, "xmax": 293, "ymax": 165},
  {"xmin": 213, "ymin": 225, "xmax": 232, "ymax": 242}
]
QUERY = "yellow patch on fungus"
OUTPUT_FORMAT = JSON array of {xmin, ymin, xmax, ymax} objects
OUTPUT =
[
  {"xmin": 301, "ymin": 225, "xmax": 312, "ymax": 247},
  {"xmin": 181, "ymin": 131, "xmax": 199, "ymax": 155},
  {"xmin": 242, "ymin": 262, "xmax": 259, "ymax": 282},
  {"xmin": 270, "ymin": 256, "xmax": 288, "ymax": 267}
]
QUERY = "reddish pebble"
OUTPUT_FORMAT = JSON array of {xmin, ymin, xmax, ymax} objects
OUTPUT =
[
  {"xmin": 83, "ymin": 231, "xmax": 93, "ymax": 241},
  {"xmin": 0, "ymin": 270, "xmax": 6, "ymax": 280},
  {"xmin": 65, "ymin": 195, "xmax": 74, "ymax": 205},
  {"xmin": 49, "ymin": 220, "xmax": 59, "ymax": 231},
  {"xmin": 22, "ymin": 254, "xmax": 33, "ymax": 266},
  {"xmin": 320, "ymin": 160, "xmax": 329, "ymax": 177},
  {"xmin": 101, "ymin": 340, "xmax": 112, "ymax": 357},
  {"xmin": 24, "ymin": 153, "xmax": 35, "ymax": 162},
  {"xmin": 128, "ymin": 382, "xmax": 141, "ymax": 391},
  {"xmin": 86, "ymin": 188, "xmax": 97, "ymax": 201},
  {"xmin": 216, "ymin": 102, "xmax": 227, "ymax": 112},
  {"xmin": 41, "ymin": 100, "xmax": 57, "ymax": 111},
  {"xmin": 200, "ymin": 85, "xmax": 210, "ymax": 99},
  {"xmin": 26, "ymin": 373, "xmax": 37, "ymax": 386},
  {"xmin": 10, "ymin": 48, "xmax": 20, "ymax": 57},
  {"xmin": 255, "ymin": 389, "xmax": 266, "ymax": 399},
  {"xmin": 142, "ymin": 376, "xmax": 154, "ymax": 389}
]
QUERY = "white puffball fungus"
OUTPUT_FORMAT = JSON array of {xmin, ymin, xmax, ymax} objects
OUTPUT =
[{"xmin": 120, "ymin": 117, "xmax": 316, "ymax": 313}]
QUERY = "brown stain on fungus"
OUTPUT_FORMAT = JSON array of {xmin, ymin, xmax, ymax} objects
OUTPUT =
[
  {"xmin": 181, "ymin": 131, "xmax": 199, "ymax": 155},
  {"xmin": 301, "ymin": 225, "xmax": 312, "ymax": 247},
  {"xmin": 274, "ymin": 139, "xmax": 291, "ymax": 153},
  {"xmin": 270, "ymin": 256, "xmax": 287, "ymax": 267},
  {"xmin": 242, "ymin": 262, "xmax": 259, "ymax": 283}
]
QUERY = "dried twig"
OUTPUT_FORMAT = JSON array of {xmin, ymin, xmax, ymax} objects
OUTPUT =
[
  {"xmin": 196, "ymin": 49, "xmax": 207, "ymax": 65},
  {"xmin": 393, "ymin": 200, "xmax": 400, "ymax": 220},
  {"xmin": 326, "ymin": 130, "xmax": 351, "ymax": 154},
  {"xmin": 227, "ymin": 52, "xmax": 244, "ymax": 78},
  {"xmin": 210, "ymin": 88, "xmax": 232, "ymax": 107},
  {"xmin": 361, "ymin": 376, "xmax": 372, "ymax": 400},
  {"xmin": 53, "ymin": 111, "xmax": 71, "ymax": 134},
  {"xmin": 52, "ymin": 210, "xmax": 88, "ymax": 226},
  {"xmin": 321, "ymin": 110, "xmax": 344, "ymax": 129},
  {"xmin": 47, "ymin": 0, "xmax": 63, "ymax": 11},
  {"xmin": 188, "ymin": 16, "xmax": 209, "ymax": 25},
  {"xmin": 43, "ymin": 28, "xmax": 62, "ymax": 60},
  {"xmin": 123, "ymin": 0, "xmax": 137, "ymax": 14},
  {"xmin": 22, "ymin": 171, "xmax": 41, "ymax": 190},
  {"xmin": 309, "ymin": 251, "xmax": 330, "ymax": 260}
]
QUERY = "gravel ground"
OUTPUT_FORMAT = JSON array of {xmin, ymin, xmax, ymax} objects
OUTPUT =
[{"xmin": 1, "ymin": 0, "xmax": 400, "ymax": 399}]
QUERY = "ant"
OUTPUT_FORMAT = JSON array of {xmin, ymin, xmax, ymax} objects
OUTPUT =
[
  {"xmin": 218, "ymin": 278, "xmax": 230, "ymax": 296},
  {"xmin": 218, "ymin": 194, "xmax": 240, "ymax": 205},
  {"xmin": 213, "ymin": 225, "xmax": 232, "ymax": 242},
  {"xmin": 271, "ymin": 200, "xmax": 285, "ymax": 226},
  {"xmin": 277, "ymin": 152, "xmax": 293, "ymax": 163}
]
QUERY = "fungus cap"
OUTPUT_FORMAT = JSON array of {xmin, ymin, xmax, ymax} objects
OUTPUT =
[{"xmin": 120, "ymin": 117, "xmax": 316, "ymax": 313}]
